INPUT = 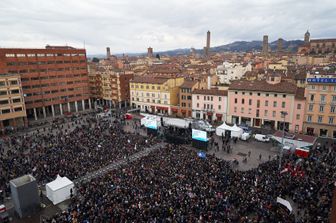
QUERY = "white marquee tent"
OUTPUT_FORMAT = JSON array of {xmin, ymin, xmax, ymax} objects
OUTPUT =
[
  {"xmin": 46, "ymin": 175, "xmax": 74, "ymax": 205},
  {"xmin": 216, "ymin": 122, "xmax": 244, "ymax": 138}
]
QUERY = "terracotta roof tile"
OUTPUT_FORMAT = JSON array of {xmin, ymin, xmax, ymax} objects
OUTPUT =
[
  {"xmin": 180, "ymin": 80, "xmax": 197, "ymax": 88},
  {"xmin": 229, "ymin": 80, "xmax": 298, "ymax": 94},
  {"xmin": 192, "ymin": 89, "xmax": 228, "ymax": 96},
  {"xmin": 130, "ymin": 76, "xmax": 169, "ymax": 84}
]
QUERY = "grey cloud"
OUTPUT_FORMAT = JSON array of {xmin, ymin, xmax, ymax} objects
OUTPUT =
[{"xmin": 0, "ymin": 0, "xmax": 335, "ymax": 54}]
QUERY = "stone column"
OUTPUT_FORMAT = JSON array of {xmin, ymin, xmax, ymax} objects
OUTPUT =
[
  {"xmin": 51, "ymin": 105, "xmax": 55, "ymax": 117},
  {"xmin": 42, "ymin": 107, "xmax": 47, "ymax": 118},
  {"xmin": 82, "ymin": 99, "xmax": 85, "ymax": 110},
  {"xmin": 60, "ymin": 104, "xmax": 63, "ymax": 116},
  {"xmin": 67, "ymin": 102, "xmax": 71, "ymax": 113},
  {"xmin": 75, "ymin": 101, "xmax": 78, "ymax": 112},
  {"xmin": 88, "ymin": 99, "xmax": 92, "ymax": 110},
  {"xmin": 33, "ymin": 108, "xmax": 38, "ymax": 120},
  {"xmin": 119, "ymin": 101, "xmax": 122, "ymax": 109}
]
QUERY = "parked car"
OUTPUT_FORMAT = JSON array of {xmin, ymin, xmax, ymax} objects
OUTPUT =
[{"xmin": 254, "ymin": 134, "xmax": 270, "ymax": 142}]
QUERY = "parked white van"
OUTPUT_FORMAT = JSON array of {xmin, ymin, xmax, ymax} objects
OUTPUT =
[
  {"xmin": 254, "ymin": 134, "xmax": 270, "ymax": 142},
  {"xmin": 241, "ymin": 132, "xmax": 251, "ymax": 141}
]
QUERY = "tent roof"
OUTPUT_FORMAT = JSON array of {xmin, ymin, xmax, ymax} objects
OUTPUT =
[
  {"xmin": 217, "ymin": 122, "xmax": 243, "ymax": 132},
  {"xmin": 46, "ymin": 175, "xmax": 73, "ymax": 191}
]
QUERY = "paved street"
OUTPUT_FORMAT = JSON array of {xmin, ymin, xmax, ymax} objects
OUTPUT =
[{"xmin": 207, "ymin": 137, "xmax": 279, "ymax": 171}]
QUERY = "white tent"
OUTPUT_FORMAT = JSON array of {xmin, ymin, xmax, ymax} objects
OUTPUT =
[
  {"xmin": 46, "ymin": 175, "xmax": 74, "ymax": 205},
  {"xmin": 216, "ymin": 122, "xmax": 244, "ymax": 138}
]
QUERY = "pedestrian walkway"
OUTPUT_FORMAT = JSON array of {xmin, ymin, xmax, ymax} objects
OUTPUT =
[{"xmin": 75, "ymin": 142, "xmax": 166, "ymax": 184}]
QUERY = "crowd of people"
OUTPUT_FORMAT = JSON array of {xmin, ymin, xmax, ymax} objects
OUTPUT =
[
  {"xmin": 0, "ymin": 114, "xmax": 158, "ymax": 195},
  {"xmin": 44, "ymin": 141, "xmax": 335, "ymax": 222}
]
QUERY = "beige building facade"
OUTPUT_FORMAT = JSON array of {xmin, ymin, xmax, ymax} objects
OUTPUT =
[
  {"xmin": 303, "ymin": 74, "xmax": 336, "ymax": 138},
  {"xmin": 0, "ymin": 74, "xmax": 27, "ymax": 132}
]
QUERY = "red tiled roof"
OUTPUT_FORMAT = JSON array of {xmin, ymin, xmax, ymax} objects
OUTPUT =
[
  {"xmin": 192, "ymin": 89, "xmax": 228, "ymax": 96},
  {"xmin": 180, "ymin": 80, "xmax": 197, "ymax": 88},
  {"xmin": 130, "ymin": 76, "xmax": 169, "ymax": 84},
  {"xmin": 229, "ymin": 80, "xmax": 298, "ymax": 94}
]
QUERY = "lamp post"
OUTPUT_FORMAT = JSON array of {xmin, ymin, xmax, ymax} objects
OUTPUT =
[{"xmin": 279, "ymin": 111, "xmax": 288, "ymax": 170}]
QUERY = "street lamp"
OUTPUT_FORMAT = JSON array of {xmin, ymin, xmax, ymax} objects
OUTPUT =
[{"xmin": 279, "ymin": 111, "xmax": 288, "ymax": 170}]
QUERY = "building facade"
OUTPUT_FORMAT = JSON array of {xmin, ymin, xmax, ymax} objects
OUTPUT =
[
  {"xmin": 130, "ymin": 76, "xmax": 184, "ymax": 115},
  {"xmin": 99, "ymin": 67, "xmax": 133, "ymax": 108},
  {"xmin": 228, "ymin": 76, "xmax": 305, "ymax": 133},
  {"xmin": 216, "ymin": 61, "xmax": 252, "ymax": 84},
  {"xmin": 0, "ymin": 46, "xmax": 91, "ymax": 120},
  {"xmin": 0, "ymin": 74, "xmax": 27, "ymax": 132},
  {"xmin": 192, "ymin": 89, "xmax": 228, "ymax": 123},
  {"xmin": 303, "ymin": 75, "xmax": 336, "ymax": 138},
  {"xmin": 171, "ymin": 80, "xmax": 207, "ymax": 118}
]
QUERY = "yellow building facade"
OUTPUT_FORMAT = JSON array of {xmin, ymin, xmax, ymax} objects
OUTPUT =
[{"xmin": 130, "ymin": 76, "xmax": 184, "ymax": 115}]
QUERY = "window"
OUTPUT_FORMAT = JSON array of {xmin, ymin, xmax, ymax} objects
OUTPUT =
[
  {"xmin": 319, "ymin": 106, "xmax": 324, "ymax": 112},
  {"xmin": 234, "ymin": 98, "xmax": 237, "ymax": 104},
  {"xmin": 297, "ymin": 104, "xmax": 301, "ymax": 109},
  {"xmin": 273, "ymin": 101, "xmax": 277, "ymax": 107},
  {"xmin": 329, "ymin": 117, "xmax": 334, "ymax": 124},
  {"xmin": 196, "ymin": 95, "xmax": 199, "ymax": 100},
  {"xmin": 274, "ymin": 94, "xmax": 277, "ymax": 97},
  {"xmin": 234, "ymin": 107, "xmax": 237, "ymax": 112},
  {"xmin": 331, "ymin": 106, "xmax": 336, "ymax": 113},
  {"xmin": 235, "ymin": 92, "xmax": 238, "ymax": 95},
  {"xmin": 242, "ymin": 92, "xmax": 245, "ymax": 95},
  {"xmin": 147, "ymin": 99, "xmax": 150, "ymax": 103},
  {"xmin": 0, "ymin": 100, "xmax": 9, "ymax": 105},
  {"xmin": 296, "ymin": 114, "xmax": 300, "ymax": 120},
  {"xmin": 249, "ymin": 99, "xmax": 252, "ymax": 106},
  {"xmin": 211, "ymin": 96, "xmax": 213, "ymax": 101},
  {"xmin": 241, "ymin": 107, "xmax": 244, "ymax": 113},
  {"xmin": 219, "ymin": 97, "xmax": 221, "ymax": 101},
  {"xmin": 283, "ymin": 94, "xmax": 286, "ymax": 98},
  {"xmin": 211, "ymin": 104, "xmax": 213, "ymax": 109},
  {"xmin": 0, "ymin": 81, "xmax": 5, "ymax": 86},
  {"xmin": 264, "ymin": 110, "xmax": 268, "ymax": 116},
  {"xmin": 2, "ymin": 109, "xmax": 10, "ymax": 114},
  {"xmin": 332, "ymin": 95, "xmax": 336, "ymax": 102},
  {"xmin": 265, "ymin": 100, "xmax": 268, "ymax": 106},
  {"xmin": 320, "ymin": 95, "xmax": 326, "ymax": 103},
  {"xmin": 318, "ymin": 116, "xmax": 323, "ymax": 123},
  {"xmin": 0, "ymin": 91, "xmax": 7, "ymax": 95},
  {"xmin": 207, "ymin": 96, "xmax": 210, "ymax": 101},
  {"xmin": 322, "ymin": 86, "xmax": 327, "ymax": 91},
  {"xmin": 10, "ymin": 80, "xmax": 18, "ymax": 85},
  {"xmin": 266, "ymin": 93, "xmax": 269, "ymax": 97},
  {"xmin": 310, "ymin": 94, "xmax": 315, "ymax": 101},
  {"xmin": 204, "ymin": 96, "xmax": 206, "ymax": 100},
  {"xmin": 218, "ymin": 105, "xmax": 221, "ymax": 110},
  {"xmin": 308, "ymin": 104, "xmax": 314, "ymax": 112},
  {"xmin": 248, "ymin": 108, "xmax": 252, "ymax": 114},
  {"xmin": 273, "ymin": 111, "xmax": 276, "ymax": 117},
  {"xmin": 14, "ymin": 107, "xmax": 22, "ymax": 112},
  {"xmin": 282, "ymin": 102, "xmax": 286, "ymax": 108},
  {"xmin": 257, "ymin": 93, "xmax": 260, "ymax": 96},
  {"xmin": 249, "ymin": 92, "xmax": 252, "ymax": 96},
  {"xmin": 242, "ymin": 99, "xmax": 245, "ymax": 104},
  {"xmin": 197, "ymin": 103, "xmax": 199, "ymax": 108},
  {"xmin": 307, "ymin": 115, "xmax": 312, "ymax": 122},
  {"xmin": 12, "ymin": 98, "xmax": 21, "ymax": 103}
]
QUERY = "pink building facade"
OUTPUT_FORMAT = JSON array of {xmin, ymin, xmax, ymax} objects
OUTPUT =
[
  {"xmin": 227, "ymin": 76, "xmax": 305, "ymax": 133},
  {"xmin": 192, "ymin": 89, "xmax": 228, "ymax": 123}
]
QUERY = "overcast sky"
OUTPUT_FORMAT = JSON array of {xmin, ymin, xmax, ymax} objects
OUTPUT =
[{"xmin": 0, "ymin": 0, "xmax": 335, "ymax": 55}]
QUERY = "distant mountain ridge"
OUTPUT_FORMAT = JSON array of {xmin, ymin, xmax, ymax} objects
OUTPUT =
[{"xmin": 88, "ymin": 39, "xmax": 304, "ymax": 58}]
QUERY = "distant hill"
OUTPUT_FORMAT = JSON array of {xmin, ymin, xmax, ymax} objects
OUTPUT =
[{"xmin": 88, "ymin": 39, "xmax": 305, "ymax": 58}]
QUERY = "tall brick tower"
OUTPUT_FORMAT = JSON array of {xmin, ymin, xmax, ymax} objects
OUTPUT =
[
  {"xmin": 106, "ymin": 47, "xmax": 111, "ymax": 59},
  {"xmin": 205, "ymin": 31, "xmax": 211, "ymax": 57},
  {"xmin": 277, "ymin": 38, "xmax": 283, "ymax": 53},
  {"xmin": 304, "ymin": 30, "xmax": 310, "ymax": 44},
  {"xmin": 147, "ymin": 47, "xmax": 153, "ymax": 58},
  {"xmin": 262, "ymin": 35, "xmax": 269, "ymax": 56}
]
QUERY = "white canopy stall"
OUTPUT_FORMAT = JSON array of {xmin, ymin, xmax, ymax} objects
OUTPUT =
[
  {"xmin": 46, "ymin": 175, "xmax": 74, "ymax": 205},
  {"xmin": 216, "ymin": 122, "xmax": 244, "ymax": 138}
]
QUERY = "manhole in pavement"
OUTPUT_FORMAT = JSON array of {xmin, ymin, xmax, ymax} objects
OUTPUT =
[{"xmin": 237, "ymin": 152, "xmax": 247, "ymax": 157}]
